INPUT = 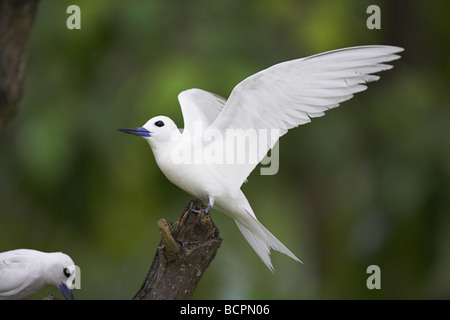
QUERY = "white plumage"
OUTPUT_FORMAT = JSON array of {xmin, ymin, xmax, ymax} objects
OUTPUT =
[
  {"xmin": 0, "ymin": 249, "xmax": 75, "ymax": 300},
  {"xmin": 118, "ymin": 45, "xmax": 403, "ymax": 271}
]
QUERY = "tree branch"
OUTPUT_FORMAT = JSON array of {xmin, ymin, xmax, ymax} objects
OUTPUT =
[
  {"xmin": 0, "ymin": 0, "xmax": 40, "ymax": 132},
  {"xmin": 133, "ymin": 198, "xmax": 222, "ymax": 300},
  {"xmin": 42, "ymin": 199, "xmax": 222, "ymax": 300}
]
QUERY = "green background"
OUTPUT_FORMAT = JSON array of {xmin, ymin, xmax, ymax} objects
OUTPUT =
[{"xmin": 0, "ymin": 0, "xmax": 449, "ymax": 299}]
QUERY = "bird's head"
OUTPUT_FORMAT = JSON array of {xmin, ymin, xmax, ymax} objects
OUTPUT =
[
  {"xmin": 118, "ymin": 115, "xmax": 181, "ymax": 150},
  {"xmin": 45, "ymin": 252, "xmax": 76, "ymax": 300}
]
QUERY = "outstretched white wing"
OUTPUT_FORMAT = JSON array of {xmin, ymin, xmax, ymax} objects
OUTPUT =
[
  {"xmin": 208, "ymin": 45, "xmax": 403, "ymax": 192},
  {"xmin": 178, "ymin": 88, "xmax": 226, "ymax": 134}
]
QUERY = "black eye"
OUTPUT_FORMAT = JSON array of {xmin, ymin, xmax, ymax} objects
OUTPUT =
[
  {"xmin": 155, "ymin": 120, "xmax": 164, "ymax": 127},
  {"xmin": 63, "ymin": 268, "xmax": 71, "ymax": 278}
]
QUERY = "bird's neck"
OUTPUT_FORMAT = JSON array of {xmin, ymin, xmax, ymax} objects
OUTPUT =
[
  {"xmin": 40, "ymin": 253, "xmax": 62, "ymax": 286},
  {"xmin": 148, "ymin": 138, "xmax": 178, "ymax": 165}
]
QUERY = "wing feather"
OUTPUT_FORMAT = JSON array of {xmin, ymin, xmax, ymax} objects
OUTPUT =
[
  {"xmin": 207, "ymin": 45, "xmax": 403, "ymax": 192},
  {"xmin": 178, "ymin": 88, "xmax": 226, "ymax": 133},
  {"xmin": 0, "ymin": 250, "xmax": 33, "ymax": 294}
]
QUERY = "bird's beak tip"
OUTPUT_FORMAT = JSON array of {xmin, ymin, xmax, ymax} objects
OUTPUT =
[
  {"xmin": 117, "ymin": 127, "xmax": 151, "ymax": 137},
  {"xmin": 59, "ymin": 283, "xmax": 75, "ymax": 300}
]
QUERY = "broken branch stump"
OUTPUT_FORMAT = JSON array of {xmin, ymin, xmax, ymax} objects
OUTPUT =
[{"xmin": 133, "ymin": 198, "xmax": 222, "ymax": 300}]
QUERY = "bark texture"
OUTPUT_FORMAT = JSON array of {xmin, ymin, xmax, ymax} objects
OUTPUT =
[
  {"xmin": 133, "ymin": 198, "xmax": 222, "ymax": 300},
  {"xmin": 0, "ymin": 0, "xmax": 40, "ymax": 132}
]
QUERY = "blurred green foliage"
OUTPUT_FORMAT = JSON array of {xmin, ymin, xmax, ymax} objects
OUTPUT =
[{"xmin": 0, "ymin": 0, "xmax": 449, "ymax": 299}]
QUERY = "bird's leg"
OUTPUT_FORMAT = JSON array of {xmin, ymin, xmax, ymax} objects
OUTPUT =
[
  {"xmin": 191, "ymin": 196, "xmax": 214, "ymax": 214},
  {"xmin": 205, "ymin": 196, "xmax": 214, "ymax": 213}
]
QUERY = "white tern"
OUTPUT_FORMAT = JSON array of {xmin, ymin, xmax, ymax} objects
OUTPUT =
[
  {"xmin": 118, "ymin": 45, "xmax": 403, "ymax": 271},
  {"xmin": 0, "ymin": 249, "xmax": 75, "ymax": 300}
]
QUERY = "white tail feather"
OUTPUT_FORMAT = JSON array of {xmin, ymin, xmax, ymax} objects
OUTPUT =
[{"xmin": 235, "ymin": 212, "xmax": 302, "ymax": 272}]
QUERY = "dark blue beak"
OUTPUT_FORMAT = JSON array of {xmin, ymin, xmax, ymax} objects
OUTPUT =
[
  {"xmin": 117, "ymin": 127, "xmax": 151, "ymax": 137},
  {"xmin": 59, "ymin": 283, "xmax": 75, "ymax": 300}
]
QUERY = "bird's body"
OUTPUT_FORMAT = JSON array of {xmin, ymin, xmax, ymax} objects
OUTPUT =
[
  {"xmin": 154, "ymin": 142, "xmax": 298, "ymax": 268},
  {"xmin": 0, "ymin": 249, "xmax": 75, "ymax": 300},
  {"xmin": 119, "ymin": 45, "xmax": 403, "ymax": 271}
]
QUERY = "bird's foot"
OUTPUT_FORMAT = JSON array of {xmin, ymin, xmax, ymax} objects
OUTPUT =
[
  {"xmin": 191, "ymin": 202, "xmax": 212, "ymax": 215},
  {"xmin": 190, "ymin": 208, "xmax": 204, "ymax": 214}
]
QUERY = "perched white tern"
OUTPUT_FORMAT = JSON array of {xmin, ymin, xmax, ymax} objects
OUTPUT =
[
  {"xmin": 0, "ymin": 249, "xmax": 75, "ymax": 300},
  {"xmin": 118, "ymin": 46, "xmax": 403, "ymax": 271}
]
